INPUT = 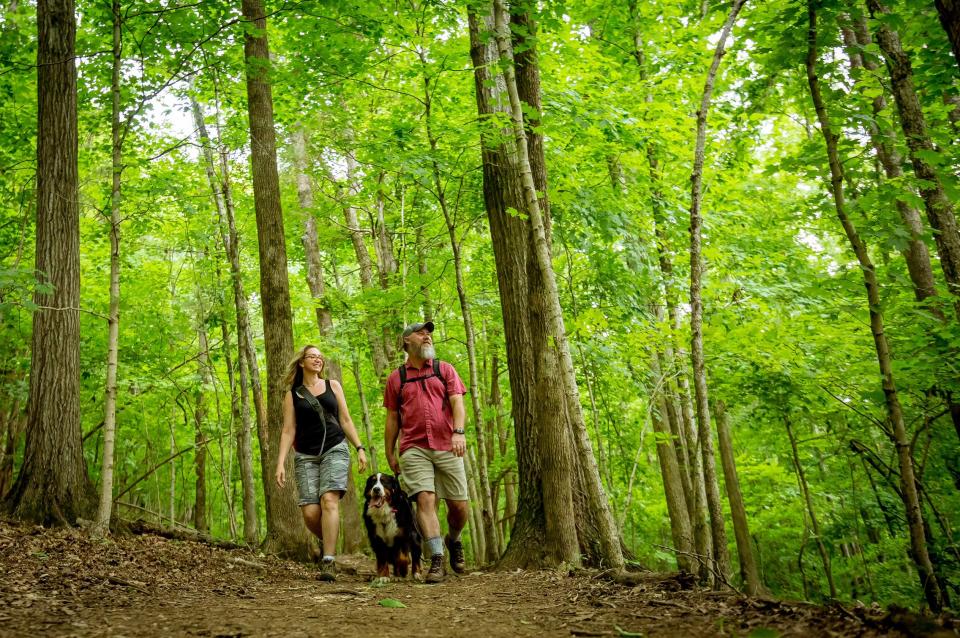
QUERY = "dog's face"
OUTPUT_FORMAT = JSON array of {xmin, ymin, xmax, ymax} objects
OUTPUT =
[{"xmin": 364, "ymin": 473, "xmax": 401, "ymax": 511}]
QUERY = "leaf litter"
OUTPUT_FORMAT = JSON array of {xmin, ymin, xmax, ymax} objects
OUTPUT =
[{"xmin": 0, "ymin": 518, "xmax": 954, "ymax": 637}]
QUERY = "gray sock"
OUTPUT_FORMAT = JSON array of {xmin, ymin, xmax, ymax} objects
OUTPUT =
[
  {"xmin": 447, "ymin": 529, "xmax": 462, "ymax": 542},
  {"xmin": 427, "ymin": 536, "xmax": 444, "ymax": 556}
]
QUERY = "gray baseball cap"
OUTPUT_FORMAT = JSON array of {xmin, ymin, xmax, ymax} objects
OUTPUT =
[
  {"xmin": 402, "ymin": 321, "xmax": 434, "ymax": 338},
  {"xmin": 401, "ymin": 321, "xmax": 434, "ymax": 350}
]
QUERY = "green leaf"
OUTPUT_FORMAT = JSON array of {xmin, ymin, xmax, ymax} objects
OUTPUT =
[
  {"xmin": 615, "ymin": 625, "xmax": 644, "ymax": 637},
  {"xmin": 378, "ymin": 598, "xmax": 407, "ymax": 608}
]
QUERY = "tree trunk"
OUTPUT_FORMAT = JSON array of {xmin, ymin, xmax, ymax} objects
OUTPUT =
[
  {"xmin": 293, "ymin": 125, "xmax": 339, "ymax": 377},
  {"xmin": 339, "ymin": 144, "xmax": 390, "ymax": 378},
  {"xmin": 193, "ymin": 322, "xmax": 211, "ymax": 535},
  {"xmin": 414, "ymin": 219, "xmax": 433, "ymax": 322},
  {"xmin": 489, "ymin": 349, "xmax": 511, "ymax": 549},
  {"xmin": 94, "ymin": 0, "xmax": 122, "ymax": 537},
  {"xmin": 840, "ymin": 17, "xmax": 940, "ymax": 306},
  {"xmin": 503, "ymin": 3, "xmax": 624, "ymax": 571},
  {"xmin": 806, "ymin": 2, "xmax": 945, "ymax": 611},
  {"xmin": 846, "ymin": 15, "xmax": 960, "ymax": 446},
  {"xmin": 630, "ymin": 0, "xmax": 713, "ymax": 580},
  {"xmin": 935, "ymin": 0, "xmax": 960, "ymax": 74},
  {"xmin": 688, "ymin": 0, "xmax": 745, "ymax": 587},
  {"xmin": 468, "ymin": 5, "xmax": 576, "ymax": 568},
  {"xmin": 465, "ymin": 446, "xmax": 486, "ymax": 564},
  {"xmin": 217, "ymin": 311, "xmax": 240, "ymax": 540},
  {"xmin": 4, "ymin": 0, "xmax": 94, "ymax": 525},
  {"xmin": 784, "ymin": 414, "xmax": 836, "ymax": 599},
  {"xmin": 191, "ymin": 93, "xmax": 259, "ymax": 546},
  {"xmin": 714, "ymin": 401, "xmax": 764, "ymax": 595},
  {"xmin": 291, "ymin": 124, "xmax": 363, "ymax": 554},
  {"xmin": 343, "ymin": 359, "xmax": 373, "ymax": 477},
  {"xmin": 240, "ymin": 0, "xmax": 310, "ymax": 558},
  {"xmin": 420, "ymin": 56, "xmax": 499, "ymax": 564},
  {"xmin": 867, "ymin": 0, "xmax": 960, "ymax": 320},
  {"xmin": 649, "ymin": 352, "xmax": 694, "ymax": 572}
]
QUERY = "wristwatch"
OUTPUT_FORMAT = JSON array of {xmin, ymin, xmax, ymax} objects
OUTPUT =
[{"xmin": 452, "ymin": 428, "xmax": 465, "ymax": 435}]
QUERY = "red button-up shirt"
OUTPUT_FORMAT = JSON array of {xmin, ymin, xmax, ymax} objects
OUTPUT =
[{"xmin": 383, "ymin": 359, "xmax": 466, "ymax": 455}]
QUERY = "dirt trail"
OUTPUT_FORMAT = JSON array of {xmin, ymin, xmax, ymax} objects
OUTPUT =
[{"xmin": 0, "ymin": 519, "xmax": 949, "ymax": 637}]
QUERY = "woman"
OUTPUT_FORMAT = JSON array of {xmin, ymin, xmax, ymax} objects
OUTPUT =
[{"xmin": 275, "ymin": 345, "xmax": 367, "ymax": 582}]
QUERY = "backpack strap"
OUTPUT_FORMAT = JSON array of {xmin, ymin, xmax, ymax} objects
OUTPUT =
[
  {"xmin": 396, "ymin": 360, "xmax": 447, "ymax": 426},
  {"xmin": 295, "ymin": 384, "xmax": 342, "ymax": 455}
]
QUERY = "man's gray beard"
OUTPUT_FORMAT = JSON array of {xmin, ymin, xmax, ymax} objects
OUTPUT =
[{"xmin": 418, "ymin": 344, "xmax": 436, "ymax": 360}]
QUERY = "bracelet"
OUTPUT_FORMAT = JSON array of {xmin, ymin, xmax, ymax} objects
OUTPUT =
[
  {"xmin": 452, "ymin": 428, "xmax": 465, "ymax": 435},
  {"xmin": 356, "ymin": 445, "xmax": 365, "ymax": 452}
]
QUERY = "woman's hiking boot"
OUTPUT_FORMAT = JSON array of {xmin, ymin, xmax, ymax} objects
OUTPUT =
[{"xmin": 317, "ymin": 557, "xmax": 337, "ymax": 582}]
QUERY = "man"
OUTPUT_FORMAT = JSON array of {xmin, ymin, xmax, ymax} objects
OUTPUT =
[{"xmin": 384, "ymin": 321, "xmax": 469, "ymax": 583}]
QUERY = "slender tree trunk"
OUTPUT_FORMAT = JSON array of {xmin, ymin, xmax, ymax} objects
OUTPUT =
[
  {"xmin": 688, "ymin": 0, "xmax": 745, "ymax": 587},
  {"xmin": 339, "ymin": 145, "xmax": 390, "ymax": 378},
  {"xmin": 223, "ymin": 132, "xmax": 269, "ymax": 474},
  {"xmin": 785, "ymin": 414, "xmax": 836, "ymax": 599},
  {"xmin": 351, "ymin": 354, "xmax": 377, "ymax": 474},
  {"xmin": 935, "ymin": 0, "xmax": 960, "ymax": 74},
  {"xmin": 217, "ymin": 313, "xmax": 240, "ymax": 540},
  {"xmin": 4, "ymin": 0, "xmax": 94, "ymax": 525},
  {"xmin": 806, "ymin": 2, "xmax": 945, "ymax": 611},
  {"xmin": 192, "ymin": 324, "xmax": 211, "ymax": 534},
  {"xmin": 293, "ymin": 125, "xmax": 338, "ymax": 376},
  {"xmin": 191, "ymin": 94, "xmax": 260, "ymax": 546},
  {"xmin": 372, "ymin": 175, "xmax": 400, "ymax": 367},
  {"xmin": 420, "ymin": 57, "xmax": 499, "ymax": 564},
  {"xmin": 465, "ymin": 446, "xmax": 486, "ymax": 564},
  {"xmin": 489, "ymin": 350, "xmax": 512, "ymax": 548},
  {"xmin": 630, "ymin": 0, "xmax": 713, "ymax": 579},
  {"xmin": 846, "ymin": 15, "xmax": 960, "ymax": 445},
  {"xmin": 414, "ymin": 221, "xmax": 433, "ymax": 321},
  {"xmin": 649, "ymin": 352, "xmax": 694, "ymax": 572},
  {"xmin": 291, "ymin": 125, "xmax": 363, "ymax": 553},
  {"xmin": 867, "ymin": 0, "xmax": 960, "ymax": 320},
  {"xmin": 714, "ymin": 401, "xmax": 764, "ymax": 595},
  {"xmin": 499, "ymin": 2, "xmax": 624, "ymax": 571},
  {"xmin": 840, "ymin": 17, "xmax": 940, "ymax": 306},
  {"xmin": 94, "ymin": 0, "xmax": 122, "ymax": 537},
  {"xmin": 169, "ymin": 423, "xmax": 177, "ymax": 527},
  {"xmin": 240, "ymin": 0, "xmax": 310, "ymax": 558}
]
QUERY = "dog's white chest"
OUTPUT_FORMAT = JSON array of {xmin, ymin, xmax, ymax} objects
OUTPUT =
[{"xmin": 369, "ymin": 507, "xmax": 400, "ymax": 547}]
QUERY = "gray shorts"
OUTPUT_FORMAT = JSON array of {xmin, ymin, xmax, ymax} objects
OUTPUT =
[{"xmin": 294, "ymin": 439, "xmax": 350, "ymax": 506}]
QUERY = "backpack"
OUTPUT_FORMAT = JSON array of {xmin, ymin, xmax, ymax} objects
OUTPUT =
[{"xmin": 396, "ymin": 359, "xmax": 447, "ymax": 426}]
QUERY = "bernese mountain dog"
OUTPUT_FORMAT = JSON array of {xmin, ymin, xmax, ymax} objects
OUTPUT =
[{"xmin": 362, "ymin": 473, "xmax": 422, "ymax": 580}]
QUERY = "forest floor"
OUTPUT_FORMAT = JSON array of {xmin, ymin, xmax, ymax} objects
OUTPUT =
[{"xmin": 0, "ymin": 518, "xmax": 954, "ymax": 638}]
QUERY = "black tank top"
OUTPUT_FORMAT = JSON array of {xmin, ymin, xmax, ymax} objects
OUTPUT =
[{"xmin": 292, "ymin": 381, "xmax": 344, "ymax": 456}]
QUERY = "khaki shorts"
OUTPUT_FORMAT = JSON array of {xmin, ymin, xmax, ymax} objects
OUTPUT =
[{"xmin": 399, "ymin": 447, "xmax": 468, "ymax": 501}]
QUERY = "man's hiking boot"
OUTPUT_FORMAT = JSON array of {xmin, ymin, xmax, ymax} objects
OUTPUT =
[
  {"xmin": 317, "ymin": 557, "xmax": 337, "ymax": 582},
  {"xmin": 425, "ymin": 553, "xmax": 445, "ymax": 583},
  {"xmin": 445, "ymin": 535, "xmax": 466, "ymax": 574}
]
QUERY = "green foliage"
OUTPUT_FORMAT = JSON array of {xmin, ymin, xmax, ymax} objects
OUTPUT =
[{"xmin": 1, "ymin": 0, "xmax": 958, "ymax": 612}]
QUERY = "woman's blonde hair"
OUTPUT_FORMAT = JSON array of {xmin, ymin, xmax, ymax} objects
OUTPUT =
[{"xmin": 283, "ymin": 344, "xmax": 325, "ymax": 390}]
